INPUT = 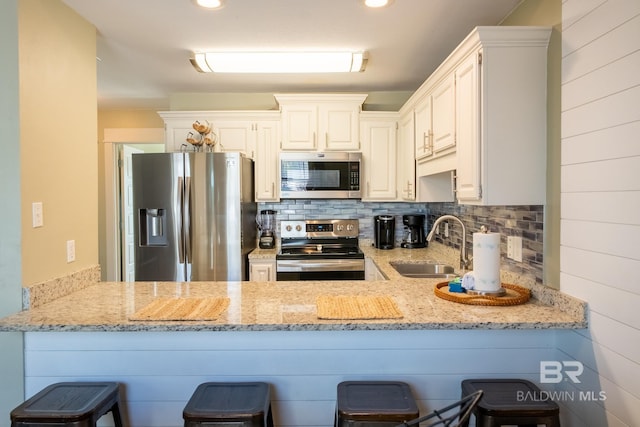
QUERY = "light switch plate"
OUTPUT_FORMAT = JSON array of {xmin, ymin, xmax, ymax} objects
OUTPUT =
[
  {"xmin": 507, "ymin": 236, "xmax": 523, "ymax": 262},
  {"xmin": 32, "ymin": 202, "xmax": 43, "ymax": 228},
  {"xmin": 66, "ymin": 240, "xmax": 76, "ymax": 263}
]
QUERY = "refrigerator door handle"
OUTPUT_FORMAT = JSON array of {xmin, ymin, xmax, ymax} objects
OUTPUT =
[
  {"xmin": 177, "ymin": 176, "xmax": 185, "ymax": 264},
  {"xmin": 184, "ymin": 176, "xmax": 192, "ymax": 263}
]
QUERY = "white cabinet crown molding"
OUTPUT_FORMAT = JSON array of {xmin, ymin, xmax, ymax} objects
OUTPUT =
[
  {"xmin": 274, "ymin": 93, "xmax": 368, "ymax": 108},
  {"xmin": 157, "ymin": 110, "xmax": 281, "ymax": 121}
]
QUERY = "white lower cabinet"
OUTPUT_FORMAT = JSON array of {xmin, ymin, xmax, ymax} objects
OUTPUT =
[
  {"xmin": 249, "ymin": 259, "xmax": 276, "ymax": 282},
  {"xmin": 360, "ymin": 112, "xmax": 398, "ymax": 201}
]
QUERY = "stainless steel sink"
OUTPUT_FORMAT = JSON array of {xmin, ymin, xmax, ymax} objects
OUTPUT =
[{"xmin": 390, "ymin": 261, "xmax": 458, "ymax": 279}]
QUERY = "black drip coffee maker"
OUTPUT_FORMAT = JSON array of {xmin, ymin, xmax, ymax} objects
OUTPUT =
[{"xmin": 400, "ymin": 214, "xmax": 426, "ymax": 248}]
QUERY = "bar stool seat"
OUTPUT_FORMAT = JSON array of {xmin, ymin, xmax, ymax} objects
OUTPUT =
[
  {"xmin": 10, "ymin": 382, "xmax": 124, "ymax": 427},
  {"xmin": 183, "ymin": 382, "xmax": 274, "ymax": 427},
  {"xmin": 461, "ymin": 379, "xmax": 560, "ymax": 427},
  {"xmin": 335, "ymin": 381, "xmax": 419, "ymax": 427}
]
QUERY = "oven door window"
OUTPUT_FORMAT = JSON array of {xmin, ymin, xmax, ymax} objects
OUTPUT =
[{"xmin": 281, "ymin": 161, "xmax": 358, "ymax": 192}]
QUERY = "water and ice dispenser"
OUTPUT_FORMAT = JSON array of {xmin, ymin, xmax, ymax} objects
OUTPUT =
[{"xmin": 138, "ymin": 208, "xmax": 167, "ymax": 246}]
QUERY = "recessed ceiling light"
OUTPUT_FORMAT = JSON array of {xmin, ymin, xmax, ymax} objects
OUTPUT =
[
  {"xmin": 363, "ymin": 0, "xmax": 393, "ymax": 8},
  {"xmin": 194, "ymin": 0, "xmax": 223, "ymax": 9}
]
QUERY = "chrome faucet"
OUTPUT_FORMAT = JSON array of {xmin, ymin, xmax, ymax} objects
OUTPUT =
[{"xmin": 426, "ymin": 215, "xmax": 472, "ymax": 271}]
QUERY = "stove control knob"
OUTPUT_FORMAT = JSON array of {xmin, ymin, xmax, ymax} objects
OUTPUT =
[
  {"xmin": 337, "ymin": 224, "xmax": 344, "ymax": 231},
  {"xmin": 347, "ymin": 224, "xmax": 354, "ymax": 231},
  {"xmin": 285, "ymin": 225, "xmax": 292, "ymax": 232},
  {"xmin": 295, "ymin": 224, "xmax": 302, "ymax": 232}
]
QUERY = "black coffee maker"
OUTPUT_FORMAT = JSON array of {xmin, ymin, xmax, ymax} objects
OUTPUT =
[
  {"xmin": 374, "ymin": 215, "xmax": 395, "ymax": 250},
  {"xmin": 400, "ymin": 214, "xmax": 426, "ymax": 248}
]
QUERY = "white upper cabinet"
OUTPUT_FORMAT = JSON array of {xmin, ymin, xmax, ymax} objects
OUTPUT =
[
  {"xmin": 397, "ymin": 109, "xmax": 416, "ymax": 201},
  {"xmin": 213, "ymin": 120, "xmax": 256, "ymax": 158},
  {"xmin": 159, "ymin": 111, "xmax": 276, "ymax": 158},
  {"xmin": 414, "ymin": 75, "xmax": 455, "ymax": 163},
  {"xmin": 453, "ymin": 27, "xmax": 551, "ymax": 205},
  {"xmin": 414, "ymin": 94, "xmax": 432, "ymax": 160},
  {"xmin": 158, "ymin": 111, "xmax": 280, "ymax": 202},
  {"xmin": 360, "ymin": 112, "xmax": 398, "ymax": 201},
  {"xmin": 254, "ymin": 120, "xmax": 280, "ymax": 201},
  {"xmin": 275, "ymin": 94, "xmax": 367, "ymax": 151},
  {"xmin": 454, "ymin": 51, "xmax": 481, "ymax": 201},
  {"xmin": 405, "ymin": 26, "xmax": 551, "ymax": 205},
  {"xmin": 431, "ymin": 75, "xmax": 455, "ymax": 154}
]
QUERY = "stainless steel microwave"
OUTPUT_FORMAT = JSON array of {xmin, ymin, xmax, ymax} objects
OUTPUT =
[{"xmin": 280, "ymin": 152, "xmax": 362, "ymax": 199}]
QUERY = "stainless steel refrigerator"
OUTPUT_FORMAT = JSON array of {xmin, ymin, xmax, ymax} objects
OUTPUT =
[{"xmin": 132, "ymin": 152, "xmax": 256, "ymax": 281}]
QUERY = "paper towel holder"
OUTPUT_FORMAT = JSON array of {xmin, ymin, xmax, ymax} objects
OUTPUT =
[{"xmin": 466, "ymin": 225, "xmax": 507, "ymax": 297}]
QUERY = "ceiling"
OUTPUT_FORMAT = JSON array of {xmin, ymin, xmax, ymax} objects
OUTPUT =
[{"xmin": 61, "ymin": 0, "xmax": 522, "ymax": 110}]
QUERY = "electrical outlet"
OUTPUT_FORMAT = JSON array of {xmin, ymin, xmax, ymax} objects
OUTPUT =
[
  {"xmin": 32, "ymin": 202, "xmax": 43, "ymax": 228},
  {"xmin": 507, "ymin": 236, "xmax": 523, "ymax": 262},
  {"xmin": 66, "ymin": 240, "xmax": 76, "ymax": 263},
  {"xmin": 444, "ymin": 222, "xmax": 449, "ymax": 238}
]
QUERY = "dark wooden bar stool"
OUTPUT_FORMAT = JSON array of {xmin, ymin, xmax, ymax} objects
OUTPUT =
[
  {"xmin": 10, "ymin": 382, "xmax": 125, "ymax": 427},
  {"xmin": 460, "ymin": 379, "xmax": 561, "ymax": 427},
  {"xmin": 183, "ymin": 382, "xmax": 274, "ymax": 427},
  {"xmin": 335, "ymin": 381, "xmax": 419, "ymax": 427}
]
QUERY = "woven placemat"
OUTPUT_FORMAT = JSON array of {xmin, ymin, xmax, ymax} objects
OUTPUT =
[
  {"xmin": 129, "ymin": 297, "xmax": 230, "ymax": 321},
  {"xmin": 434, "ymin": 282, "xmax": 530, "ymax": 306},
  {"xmin": 316, "ymin": 295, "xmax": 403, "ymax": 320}
]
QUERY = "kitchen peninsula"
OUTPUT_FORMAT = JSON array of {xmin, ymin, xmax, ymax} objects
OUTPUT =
[
  {"xmin": 0, "ymin": 243, "xmax": 585, "ymax": 426},
  {"xmin": 1, "ymin": 242, "xmax": 584, "ymax": 332}
]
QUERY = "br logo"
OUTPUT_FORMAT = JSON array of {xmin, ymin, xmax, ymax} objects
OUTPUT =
[{"xmin": 540, "ymin": 361, "xmax": 584, "ymax": 383}]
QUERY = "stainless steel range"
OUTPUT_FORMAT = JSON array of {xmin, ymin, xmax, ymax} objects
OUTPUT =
[{"xmin": 276, "ymin": 219, "xmax": 365, "ymax": 281}]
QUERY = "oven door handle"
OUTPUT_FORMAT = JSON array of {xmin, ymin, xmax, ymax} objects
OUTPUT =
[{"xmin": 276, "ymin": 259, "xmax": 365, "ymax": 272}]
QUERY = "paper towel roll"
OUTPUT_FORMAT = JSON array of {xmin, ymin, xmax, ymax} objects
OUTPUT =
[{"xmin": 472, "ymin": 232, "xmax": 501, "ymax": 291}]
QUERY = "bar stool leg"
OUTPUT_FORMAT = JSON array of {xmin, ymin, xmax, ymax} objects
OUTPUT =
[{"xmin": 110, "ymin": 400, "xmax": 125, "ymax": 427}]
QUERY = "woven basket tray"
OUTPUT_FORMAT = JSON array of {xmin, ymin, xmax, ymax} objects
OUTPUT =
[{"xmin": 434, "ymin": 282, "xmax": 531, "ymax": 306}]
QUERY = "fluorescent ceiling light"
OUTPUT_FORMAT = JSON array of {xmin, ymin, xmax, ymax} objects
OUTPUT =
[
  {"xmin": 190, "ymin": 51, "xmax": 368, "ymax": 73},
  {"xmin": 193, "ymin": 0, "xmax": 223, "ymax": 9},
  {"xmin": 364, "ymin": 0, "xmax": 393, "ymax": 8}
]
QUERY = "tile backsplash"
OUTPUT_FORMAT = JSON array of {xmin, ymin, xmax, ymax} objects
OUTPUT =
[{"xmin": 259, "ymin": 200, "xmax": 545, "ymax": 284}]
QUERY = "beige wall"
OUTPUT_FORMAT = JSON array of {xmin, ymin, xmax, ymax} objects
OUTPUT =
[
  {"xmin": 501, "ymin": 0, "xmax": 562, "ymax": 287},
  {"xmin": 97, "ymin": 109, "xmax": 164, "ymax": 278},
  {"xmin": 19, "ymin": 0, "xmax": 97, "ymax": 284}
]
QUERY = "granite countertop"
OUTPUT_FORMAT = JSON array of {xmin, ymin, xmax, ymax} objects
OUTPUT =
[{"xmin": 0, "ymin": 242, "xmax": 587, "ymax": 332}]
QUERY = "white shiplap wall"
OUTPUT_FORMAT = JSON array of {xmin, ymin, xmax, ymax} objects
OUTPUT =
[
  {"xmin": 560, "ymin": 0, "xmax": 640, "ymax": 426},
  {"xmin": 24, "ymin": 330, "xmax": 557, "ymax": 427}
]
